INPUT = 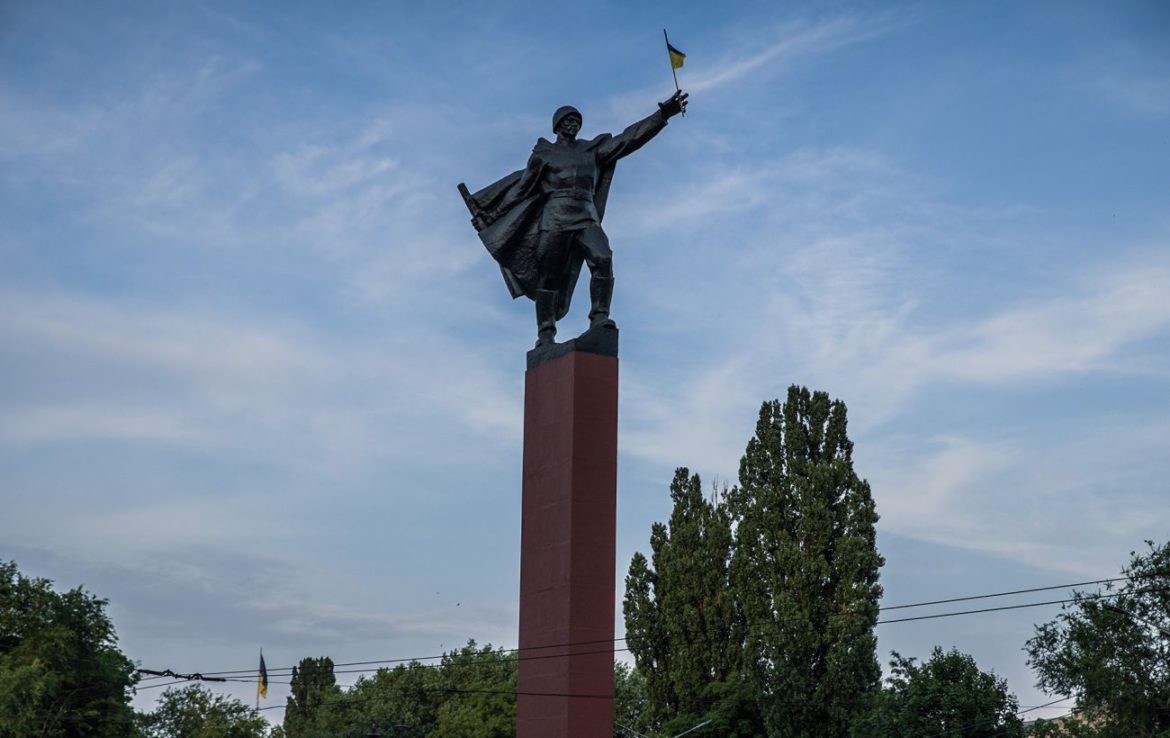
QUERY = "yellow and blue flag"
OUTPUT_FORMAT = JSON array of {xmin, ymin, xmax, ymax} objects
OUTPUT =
[
  {"xmin": 258, "ymin": 651, "xmax": 268, "ymax": 699},
  {"xmin": 667, "ymin": 42, "xmax": 686, "ymax": 70}
]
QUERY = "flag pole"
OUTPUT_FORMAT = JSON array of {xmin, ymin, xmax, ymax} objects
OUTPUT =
[
  {"xmin": 663, "ymin": 28, "xmax": 680, "ymax": 93},
  {"xmin": 256, "ymin": 648, "xmax": 262, "ymax": 710}
]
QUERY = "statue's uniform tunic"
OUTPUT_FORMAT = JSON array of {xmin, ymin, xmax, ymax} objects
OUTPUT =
[{"xmin": 513, "ymin": 109, "xmax": 670, "ymax": 288}]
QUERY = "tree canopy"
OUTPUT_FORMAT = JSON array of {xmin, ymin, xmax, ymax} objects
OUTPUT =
[
  {"xmin": 853, "ymin": 647, "xmax": 1023, "ymax": 738},
  {"xmin": 730, "ymin": 387, "xmax": 884, "ymax": 736},
  {"xmin": 1025, "ymin": 540, "xmax": 1170, "ymax": 737},
  {"xmin": 624, "ymin": 386, "xmax": 884, "ymax": 736},
  {"xmin": 0, "ymin": 560, "xmax": 139, "ymax": 738},
  {"xmin": 623, "ymin": 467, "xmax": 739, "ymax": 729},
  {"xmin": 283, "ymin": 657, "xmax": 342, "ymax": 738},
  {"xmin": 137, "ymin": 684, "xmax": 270, "ymax": 738},
  {"xmin": 279, "ymin": 641, "xmax": 515, "ymax": 738}
]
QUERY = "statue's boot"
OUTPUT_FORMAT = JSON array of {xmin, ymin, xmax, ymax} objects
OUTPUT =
[
  {"xmin": 535, "ymin": 289, "xmax": 558, "ymax": 347},
  {"xmin": 588, "ymin": 276, "xmax": 616, "ymax": 329}
]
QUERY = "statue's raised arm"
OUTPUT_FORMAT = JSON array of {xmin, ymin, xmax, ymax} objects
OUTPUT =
[{"xmin": 459, "ymin": 90, "xmax": 688, "ymax": 349}]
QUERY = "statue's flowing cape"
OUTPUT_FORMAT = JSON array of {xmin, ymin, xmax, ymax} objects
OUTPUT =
[{"xmin": 472, "ymin": 135, "xmax": 617, "ymax": 320}]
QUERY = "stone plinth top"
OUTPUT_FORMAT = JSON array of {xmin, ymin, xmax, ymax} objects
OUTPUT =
[{"xmin": 526, "ymin": 325, "xmax": 618, "ymax": 370}]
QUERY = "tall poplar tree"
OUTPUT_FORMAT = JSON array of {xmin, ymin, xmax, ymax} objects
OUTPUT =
[
  {"xmin": 729, "ymin": 386, "xmax": 883, "ymax": 736},
  {"xmin": 624, "ymin": 388, "xmax": 883, "ymax": 735},
  {"xmin": 283, "ymin": 656, "xmax": 342, "ymax": 738},
  {"xmin": 623, "ymin": 468, "xmax": 739, "ymax": 727}
]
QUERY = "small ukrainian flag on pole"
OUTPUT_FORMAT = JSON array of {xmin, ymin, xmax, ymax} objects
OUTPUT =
[
  {"xmin": 663, "ymin": 29, "xmax": 686, "ymax": 93},
  {"xmin": 663, "ymin": 30, "xmax": 686, "ymax": 115},
  {"xmin": 257, "ymin": 649, "xmax": 268, "ymax": 705}
]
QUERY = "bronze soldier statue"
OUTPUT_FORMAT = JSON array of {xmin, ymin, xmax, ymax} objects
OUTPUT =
[{"xmin": 459, "ymin": 90, "xmax": 688, "ymax": 347}]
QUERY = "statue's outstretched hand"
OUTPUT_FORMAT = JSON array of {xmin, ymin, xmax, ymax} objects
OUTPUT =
[{"xmin": 659, "ymin": 90, "xmax": 689, "ymax": 119}]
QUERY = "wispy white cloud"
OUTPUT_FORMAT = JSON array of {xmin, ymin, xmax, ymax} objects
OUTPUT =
[
  {"xmin": 938, "ymin": 258, "xmax": 1170, "ymax": 382},
  {"xmin": 0, "ymin": 93, "xmax": 112, "ymax": 160},
  {"xmin": 602, "ymin": 12, "xmax": 902, "ymax": 125},
  {"xmin": 248, "ymin": 596, "xmax": 514, "ymax": 645},
  {"xmin": 1079, "ymin": 43, "xmax": 1170, "ymax": 119},
  {"xmin": 622, "ymin": 357, "xmax": 757, "ymax": 478},
  {"xmin": 0, "ymin": 289, "xmax": 521, "ymax": 473},
  {"xmin": 0, "ymin": 404, "xmax": 209, "ymax": 445},
  {"xmin": 688, "ymin": 14, "xmax": 899, "ymax": 93},
  {"xmin": 613, "ymin": 136, "xmax": 1170, "ymax": 576},
  {"xmin": 0, "ymin": 53, "xmax": 261, "ymax": 163},
  {"xmin": 0, "ymin": 291, "xmax": 329, "ymax": 411},
  {"xmin": 272, "ymin": 145, "xmax": 401, "ymax": 198},
  {"xmin": 866, "ymin": 414, "xmax": 1170, "ymax": 577},
  {"xmin": 1093, "ymin": 72, "xmax": 1170, "ymax": 117}
]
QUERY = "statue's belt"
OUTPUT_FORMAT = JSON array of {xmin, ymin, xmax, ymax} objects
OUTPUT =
[{"xmin": 546, "ymin": 189, "xmax": 594, "ymax": 200}]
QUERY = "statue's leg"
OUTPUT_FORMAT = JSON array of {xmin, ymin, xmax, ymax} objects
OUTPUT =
[
  {"xmin": 581, "ymin": 226, "xmax": 615, "ymax": 329},
  {"xmin": 534, "ymin": 230, "xmax": 572, "ymax": 347},
  {"xmin": 534, "ymin": 289, "xmax": 558, "ymax": 347}
]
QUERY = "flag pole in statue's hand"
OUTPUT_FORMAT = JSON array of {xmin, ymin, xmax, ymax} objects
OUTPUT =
[{"xmin": 663, "ymin": 28, "xmax": 686, "ymax": 116}]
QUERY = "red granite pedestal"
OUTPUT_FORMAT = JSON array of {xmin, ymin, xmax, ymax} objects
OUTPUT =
[{"xmin": 516, "ymin": 331, "xmax": 618, "ymax": 738}]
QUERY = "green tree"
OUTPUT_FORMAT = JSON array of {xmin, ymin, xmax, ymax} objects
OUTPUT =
[
  {"xmin": 852, "ymin": 648, "xmax": 1023, "ymax": 737},
  {"xmin": 613, "ymin": 662, "xmax": 651, "ymax": 737},
  {"xmin": 430, "ymin": 641, "xmax": 515, "ymax": 737},
  {"xmin": 321, "ymin": 640, "xmax": 514, "ymax": 738},
  {"xmin": 728, "ymin": 386, "xmax": 884, "ymax": 736},
  {"xmin": 1025, "ymin": 715, "xmax": 1107, "ymax": 737},
  {"xmin": 283, "ymin": 657, "xmax": 341, "ymax": 738},
  {"xmin": 339, "ymin": 660, "xmax": 444, "ymax": 738},
  {"xmin": 660, "ymin": 676, "xmax": 765, "ymax": 738},
  {"xmin": 0, "ymin": 560, "xmax": 139, "ymax": 738},
  {"xmin": 1025, "ymin": 540, "xmax": 1170, "ymax": 737},
  {"xmin": 624, "ymin": 388, "xmax": 884, "ymax": 734},
  {"xmin": 623, "ymin": 469, "xmax": 739, "ymax": 727},
  {"xmin": 138, "ymin": 684, "xmax": 270, "ymax": 738}
]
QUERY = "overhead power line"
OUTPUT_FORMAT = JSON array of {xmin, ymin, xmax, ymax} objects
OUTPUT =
[
  {"xmin": 137, "ymin": 668, "xmax": 226, "ymax": 683},
  {"xmin": 127, "ymin": 577, "xmax": 1162, "ymax": 733},
  {"xmin": 879, "ymin": 576, "xmax": 1137, "ymax": 611},
  {"xmin": 254, "ymin": 683, "xmax": 614, "ymax": 712},
  {"xmin": 876, "ymin": 584, "xmax": 1170, "ymax": 625},
  {"xmin": 153, "ymin": 574, "xmax": 1156, "ymax": 682},
  {"xmin": 140, "ymin": 584, "xmax": 1169, "ymax": 700},
  {"xmin": 222, "ymin": 583, "xmax": 1164, "ymax": 686},
  {"xmin": 137, "ymin": 679, "xmax": 209, "ymax": 692}
]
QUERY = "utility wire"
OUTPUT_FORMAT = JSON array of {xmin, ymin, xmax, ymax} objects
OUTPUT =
[
  {"xmin": 254, "ymin": 683, "xmax": 614, "ymax": 712},
  {"xmin": 137, "ymin": 668, "xmax": 226, "ymax": 683},
  {"xmin": 880, "ymin": 576, "xmax": 1137, "ymax": 611},
  {"xmin": 136, "ymin": 675, "xmax": 288, "ymax": 692},
  {"xmin": 136, "ymin": 679, "xmax": 202, "ymax": 692},
  {"xmin": 160, "ymin": 577, "xmax": 1165, "ymax": 684},
  {"xmin": 1017, "ymin": 697, "xmax": 1074, "ymax": 715},
  {"xmin": 125, "ymin": 578, "xmax": 1161, "ymax": 738},
  {"xmin": 876, "ymin": 584, "xmax": 1170, "ymax": 625}
]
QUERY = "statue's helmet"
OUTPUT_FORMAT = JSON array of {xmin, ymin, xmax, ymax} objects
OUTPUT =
[{"xmin": 552, "ymin": 105, "xmax": 582, "ymax": 134}]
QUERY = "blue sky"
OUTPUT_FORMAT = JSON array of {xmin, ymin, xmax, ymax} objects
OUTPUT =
[{"xmin": 2, "ymin": 0, "xmax": 1168, "ymax": 723}]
